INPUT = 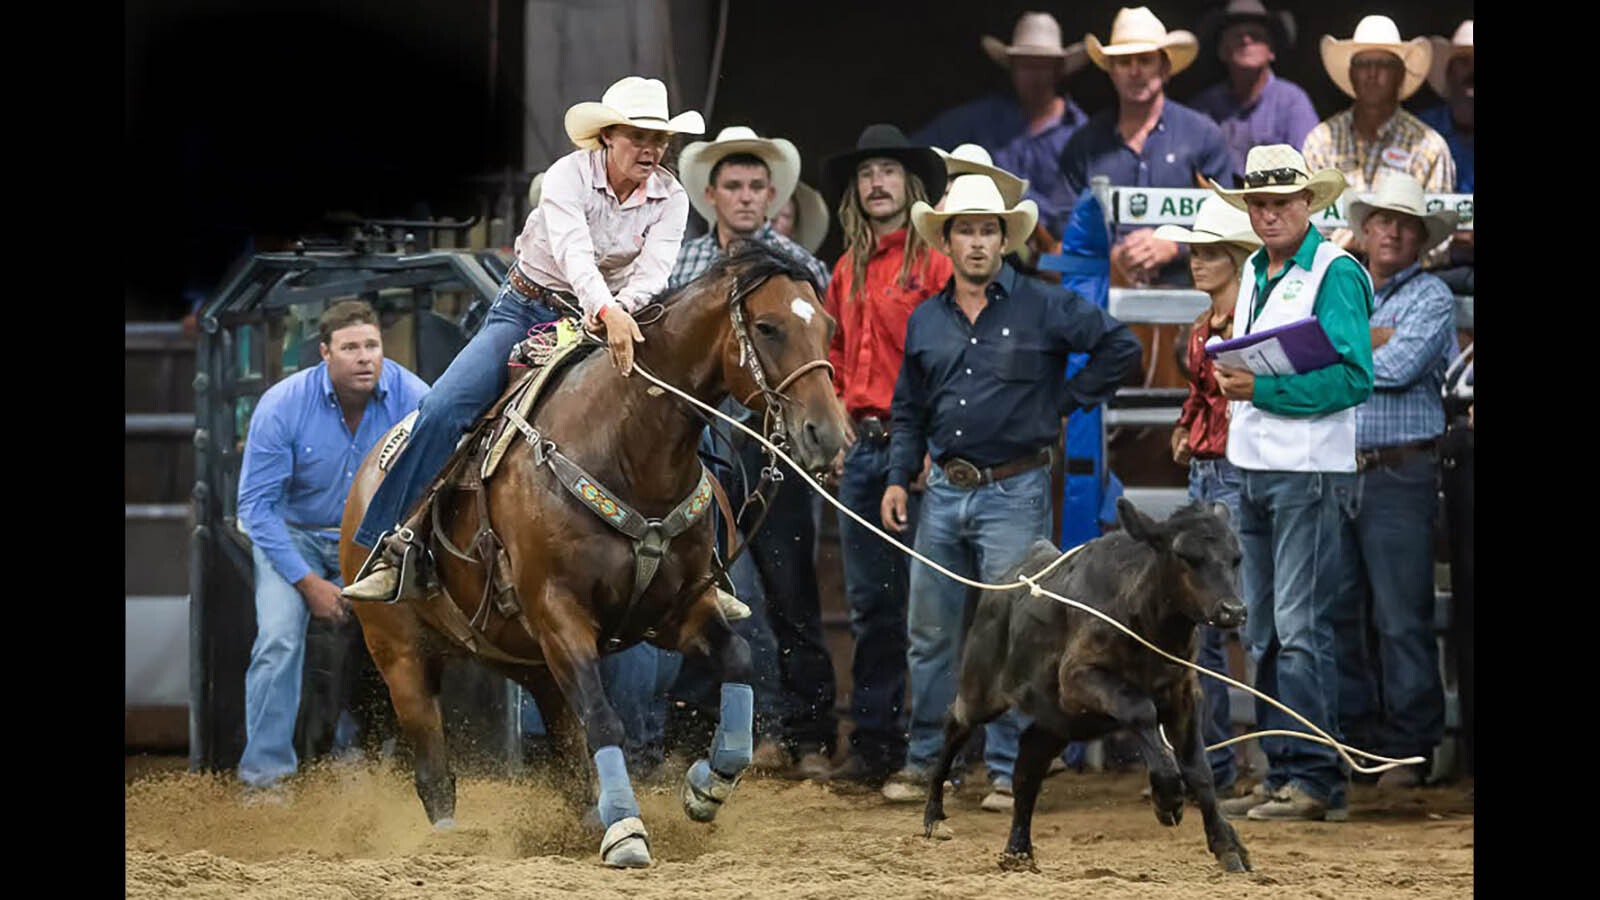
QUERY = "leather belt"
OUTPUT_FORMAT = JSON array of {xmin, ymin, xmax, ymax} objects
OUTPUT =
[
  {"xmin": 1356, "ymin": 438, "xmax": 1438, "ymax": 472},
  {"xmin": 507, "ymin": 265, "xmax": 578, "ymax": 312},
  {"xmin": 854, "ymin": 414, "xmax": 891, "ymax": 443},
  {"xmin": 941, "ymin": 447, "xmax": 1052, "ymax": 490}
]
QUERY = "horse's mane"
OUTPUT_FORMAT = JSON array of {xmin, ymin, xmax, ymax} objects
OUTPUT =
[{"xmin": 648, "ymin": 239, "xmax": 822, "ymax": 310}]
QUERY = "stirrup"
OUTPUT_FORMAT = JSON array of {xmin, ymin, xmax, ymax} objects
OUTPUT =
[
  {"xmin": 714, "ymin": 586, "xmax": 751, "ymax": 622},
  {"xmin": 345, "ymin": 527, "xmax": 425, "ymax": 604}
]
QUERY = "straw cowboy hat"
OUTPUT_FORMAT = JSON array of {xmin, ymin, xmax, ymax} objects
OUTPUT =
[
  {"xmin": 1198, "ymin": 0, "xmax": 1296, "ymax": 52},
  {"xmin": 678, "ymin": 126, "xmax": 802, "ymax": 225},
  {"xmin": 911, "ymin": 174, "xmax": 1039, "ymax": 255},
  {"xmin": 1208, "ymin": 144, "xmax": 1348, "ymax": 213},
  {"xmin": 822, "ymin": 123, "xmax": 948, "ymax": 209},
  {"xmin": 563, "ymin": 76, "xmax": 705, "ymax": 151},
  {"xmin": 1320, "ymin": 15, "xmax": 1432, "ymax": 101},
  {"xmin": 1085, "ymin": 7, "xmax": 1200, "ymax": 76},
  {"xmin": 1427, "ymin": 20, "xmax": 1473, "ymax": 99},
  {"xmin": 1153, "ymin": 197, "xmax": 1262, "ymax": 249},
  {"xmin": 527, "ymin": 171, "xmax": 545, "ymax": 208},
  {"xmin": 784, "ymin": 181, "xmax": 830, "ymax": 254},
  {"xmin": 1346, "ymin": 172, "xmax": 1459, "ymax": 249},
  {"xmin": 981, "ymin": 12, "xmax": 1089, "ymax": 78},
  {"xmin": 933, "ymin": 144, "xmax": 1029, "ymax": 208}
]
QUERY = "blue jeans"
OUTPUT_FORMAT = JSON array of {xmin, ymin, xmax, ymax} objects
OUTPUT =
[
  {"xmin": 239, "ymin": 525, "xmax": 347, "ymax": 787},
  {"xmin": 1188, "ymin": 457, "xmax": 1246, "ymax": 790},
  {"xmin": 836, "ymin": 437, "xmax": 917, "ymax": 772},
  {"xmin": 355, "ymin": 279, "xmax": 561, "ymax": 547},
  {"xmin": 904, "ymin": 463, "xmax": 1052, "ymax": 783},
  {"xmin": 1330, "ymin": 453, "xmax": 1444, "ymax": 760},
  {"xmin": 1238, "ymin": 469, "xmax": 1349, "ymax": 807}
]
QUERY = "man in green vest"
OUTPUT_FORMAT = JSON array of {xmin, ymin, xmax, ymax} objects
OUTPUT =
[{"xmin": 1205, "ymin": 144, "xmax": 1374, "ymax": 822}]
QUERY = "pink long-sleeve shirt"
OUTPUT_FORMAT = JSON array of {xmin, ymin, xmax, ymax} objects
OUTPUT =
[{"xmin": 513, "ymin": 147, "xmax": 689, "ymax": 318}]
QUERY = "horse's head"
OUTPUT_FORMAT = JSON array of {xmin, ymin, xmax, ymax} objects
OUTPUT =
[{"xmin": 716, "ymin": 244, "xmax": 849, "ymax": 474}]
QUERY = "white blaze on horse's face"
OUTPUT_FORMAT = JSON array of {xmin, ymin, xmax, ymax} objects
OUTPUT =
[{"xmin": 790, "ymin": 297, "xmax": 817, "ymax": 324}]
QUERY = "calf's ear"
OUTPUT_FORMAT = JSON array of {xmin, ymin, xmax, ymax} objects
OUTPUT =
[
  {"xmin": 1116, "ymin": 496, "xmax": 1164, "ymax": 547},
  {"xmin": 1211, "ymin": 502, "xmax": 1231, "ymax": 527}
]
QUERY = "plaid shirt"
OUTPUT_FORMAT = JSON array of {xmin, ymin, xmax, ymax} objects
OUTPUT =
[
  {"xmin": 667, "ymin": 222, "xmax": 831, "ymax": 292},
  {"xmin": 1356, "ymin": 263, "xmax": 1458, "ymax": 449},
  {"xmin": 1301, "ymin": 107, "xmax": 1455, "ymax": 193}
]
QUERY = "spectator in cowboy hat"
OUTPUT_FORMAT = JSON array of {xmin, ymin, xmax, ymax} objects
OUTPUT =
[
  {"xmin": 1153, "ymin": 198, "xmax": 1262, "ymax": 796},
  {"xmin": 772, "ymin": 181, "xmax": 829, "ymax": 255},
  {"xmin": 660, "ymin": 124, "xmax": 835, "ymax": 782},
  {"xmin": 1326, "ymin": 172, "xmax": 1459, "ymax": 793},
  {"xmin": 1057, "ymin": 6, "xmax": 1232, "ymax": 288},
  {"xmin": 1190, "ymin": 0, "xmax": 1320, "ymax": 181},
  {"xmin": 913, "ymin": 12, "xmax": 1090, "ymax": 160},
  {"xmin": 817, "ymin": 123, "xmax": 951, "ymax": 788},
  {"xmin": 1417, "ymin": 20, "xmax": 1473, "ymax": 193},
  {"xmin": 1302, "ymin": 15, "xmax": 1454, "ymax": 203},
  {"xmin": 1206, "ymin": 144, "xmax": 1373, "ymax": 823},
  {"xmin": 878, "ymin": 173, "xmax": 1140, "ymax": 812}
]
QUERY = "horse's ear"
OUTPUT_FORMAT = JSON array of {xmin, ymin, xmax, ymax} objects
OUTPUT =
[{"xmin": 1116, "ymin": 496, "xmax": 1165, "ymax": 547}]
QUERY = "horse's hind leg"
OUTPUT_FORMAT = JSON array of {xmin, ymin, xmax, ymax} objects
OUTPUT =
[
  {"xmin": 676, "ymin": 588, "xmax": 755, "ymax": 824},
  {"xmin": 362, "ymin": 618, "xmax": 456, "ymax": 827}
]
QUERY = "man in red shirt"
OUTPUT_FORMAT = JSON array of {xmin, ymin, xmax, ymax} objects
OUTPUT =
[{"xmin": 819, "ymin": 124, "xmax": 951, "ymax": 785}]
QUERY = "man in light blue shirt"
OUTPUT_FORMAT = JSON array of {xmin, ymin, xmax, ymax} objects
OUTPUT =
[{"xmin": 235, "ymin": 300, "xmax": 428, "ymax": 794}]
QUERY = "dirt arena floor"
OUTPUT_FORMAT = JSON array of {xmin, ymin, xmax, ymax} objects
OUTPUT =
[{"xmin": 125, "ymin": 752, "xmax": 1473, "ymax": 898}]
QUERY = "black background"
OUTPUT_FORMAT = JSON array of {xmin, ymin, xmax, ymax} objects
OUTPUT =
[{"xmin": 125, "ymin": 1, "xmax": 1474, "ymax": 318}]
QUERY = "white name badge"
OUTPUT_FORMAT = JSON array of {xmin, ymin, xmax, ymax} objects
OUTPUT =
[{"xmin": 1114, "ymin": 187, "xmax": 1474, "ymax": 231}]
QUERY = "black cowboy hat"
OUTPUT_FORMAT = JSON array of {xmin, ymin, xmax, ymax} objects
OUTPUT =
[
  {"xmin": 1198, "ymin": 0, "xmax": 1296, "ymax": 53},
  {"xmin": 821, "ymin": 124, "xmax": 947, "ymax": 211}
]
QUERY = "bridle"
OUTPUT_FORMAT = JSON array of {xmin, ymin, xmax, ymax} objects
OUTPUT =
[{"xmin": 724, "ymin": 271, "xmax": 835, "ymax": 464}]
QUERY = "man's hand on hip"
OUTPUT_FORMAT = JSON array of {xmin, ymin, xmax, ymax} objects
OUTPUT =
[
  {"xmin": 297, "ymin": 573, "xmax": 350, "ymax": 624},
  {"xmin": 881, "ymin": 485, "xmax": 910, "ymax": 533}
]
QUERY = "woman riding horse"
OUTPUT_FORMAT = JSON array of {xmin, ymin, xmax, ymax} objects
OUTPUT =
[{"xmin": 343, "ymin": 75, "xmax": 726, "ymax": 610}]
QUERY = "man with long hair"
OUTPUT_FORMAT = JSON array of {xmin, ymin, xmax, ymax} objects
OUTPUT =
[{"xmin": 818, "ymin": 124, "xmax": 950, "ymax": 787}]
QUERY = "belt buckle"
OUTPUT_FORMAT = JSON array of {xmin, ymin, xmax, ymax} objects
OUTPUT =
[
  {"xmin": 859, "ymin": 416, "xmax": 886, "ymax": 442},
  {"xmin": 944, "ymin": 458, "xmax": 982, "ymax": 489}
]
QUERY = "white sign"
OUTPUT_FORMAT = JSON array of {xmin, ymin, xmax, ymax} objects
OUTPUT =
[{"xmin": 1114, "ymin": 187, "xmax": 1474, "ymax": 231}]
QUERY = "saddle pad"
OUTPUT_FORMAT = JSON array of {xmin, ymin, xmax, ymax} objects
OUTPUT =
[
  {"xmin": 481, "ymin": 338, "xmax": 598, "ymax": 480},
  {"xmin": 377, "ymin": 410, "xmax": 420, "ymax": 472}
]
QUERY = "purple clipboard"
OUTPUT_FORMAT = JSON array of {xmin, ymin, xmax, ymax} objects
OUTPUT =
[{"xmin": 1203, "ymin": 317, "xmax": 1340, "ymax": 376}]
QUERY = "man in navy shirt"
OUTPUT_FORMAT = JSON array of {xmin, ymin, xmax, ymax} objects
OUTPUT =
[
  {"xmin": 1058, "ymin": 7, "xmax": 1232, "ymax": 287},
  {"xmin": 235, "ymin": 300, "xmax": 428, "ymax": 797},
  {"xmin": 877, "ymin": 173, "xmax": 1140, "ymax": 811}
]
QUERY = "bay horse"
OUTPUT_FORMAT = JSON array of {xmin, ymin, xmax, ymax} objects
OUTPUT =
[{"xmin": 338, "ymin": 243, "xmax": 849, "ymax": 867}]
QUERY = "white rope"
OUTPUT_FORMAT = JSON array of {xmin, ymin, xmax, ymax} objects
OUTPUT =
[{"xmin": 631, "ymin": 361, "xmax": 1425, "ymax": 776}]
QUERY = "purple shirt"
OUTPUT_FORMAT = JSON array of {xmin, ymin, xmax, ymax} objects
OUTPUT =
[
  {"xmin": 910, "ymin": 93, "xmax": 1028, "ymax": 157},
  {"xmin": 1190, "ymin": 73, "xmax": 1321, "ymax": 181},
  {"xmin": 993, "ymin": 99, "xmax": 1088, "ymax": 239}
]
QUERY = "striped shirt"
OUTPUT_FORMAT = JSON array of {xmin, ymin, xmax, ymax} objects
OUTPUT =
[
  {"xmin": 1356, "ymin": 263, "xmax": 1458, "ymax": 449},
  {"xmin": 668, "ymin": 222, "xmax": 831, "ymax": 292},
  {"xmin": 1301, "ymin": 107, "xmax": 1456, "ymax": 193}
]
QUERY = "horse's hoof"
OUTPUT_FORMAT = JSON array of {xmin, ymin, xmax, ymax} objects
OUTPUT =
[
  {"xmin": 682, "ymin": 759, "xmax": 739, "ymax": 823},
  {"xmin": 432, "ymin": 817, "xmax": 457, "ymax": 832},
  {"xmin": 1220, "ymin": 850, "xmax": 1250, "ymax": 873},
  {"xmin": 997, "ymin": 850, "xmax": 1040, "ymax": 874},
  {"xmin": 599, "ymin": 816, "xmax": 652, "ymax": 869}
]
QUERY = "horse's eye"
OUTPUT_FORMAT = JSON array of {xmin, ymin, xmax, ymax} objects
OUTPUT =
[{"xmin": 755, "ymin": 321, "xmax": 780, "ymax": 339}]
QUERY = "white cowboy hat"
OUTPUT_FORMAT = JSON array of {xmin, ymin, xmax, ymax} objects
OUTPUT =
[
  {"xmin": 1427, "ymin": 20, "xmax": 1473, "ymax": 99},
  {"xmin": 1320, "ymin": 15, "xmax": 1432, "ymax": 101},
  {"xmin": 563, "ymin": 76, "xmax": 705, "ymax": 151},
  {"xmin": 911, "ymin": 174, "xmax": 1039, "ymax": 255},
  {"xmin": 1346, "ymin": 172, "xmax": 1460, "ymax": 249},
  {"xmin": 527, "ymin": 171, "xmax": 545, "ymax": 208},
  {"xmin": 678, "ymin": 126, "xmax": 802, "ymax": 225},
  {"xmin": 1152, "ymin": 198, "xmax": 1263, "ymax": 249},
  {"xmin": 1085, "ymin": 7, "xmax": 1200, "ymax": 76},
  {"xmin": 1208, "ymin": 144, "xmax": 1348, "ymax": 213},
  {"xmin": 783, "ymin": 181, "xmax": 830, "ymax": 254},
  {"xmin": 981, "ymin": 12, "xmax": 1090, "ymax": 78},
  {"xmin": 933, "ymin": 144, "xmax": 1030, "ymax": 208}
]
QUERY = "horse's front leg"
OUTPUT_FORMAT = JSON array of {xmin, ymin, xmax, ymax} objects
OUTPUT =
[
  {"xmin": 356, "ymin": 605, "xmax": 457, "ymax": 828},
  {"xmin": 531, "ymin": 584, "xmax": 651, "ymax": 868},
  {"xmin": 675, "ymin": 584, "xmax": 754, "ymax": 823}
]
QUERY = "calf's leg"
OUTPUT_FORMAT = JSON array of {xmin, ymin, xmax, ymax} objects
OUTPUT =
[
  {"xmin": 1168, "ymin": 699, "xmax": 1252, "ymax": 872},
  {"xmin": 1062, "ymin": 666, "xmax": 1184, "ymax": 826},
  {"xmin": 998, "ymin": 724, "xmax": 1069, "ymax": 873}
]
